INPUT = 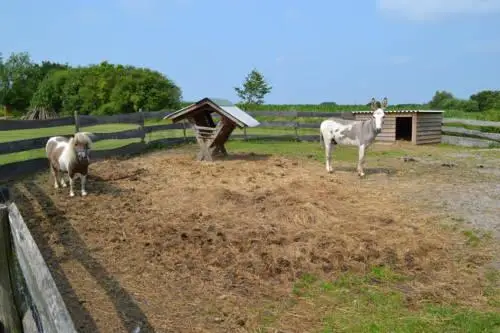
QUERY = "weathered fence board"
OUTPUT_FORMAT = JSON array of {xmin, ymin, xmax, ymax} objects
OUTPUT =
[
  {"xmin": 141, "ymin": 110, "xmax": 173, "ymax": 120},
  {"xmin": 0, "ymin": 204, "xmax": 22, "ymax": 333},
  {"xmin": 441, "ymin": 135, "xmax": 498, "ymax": 148},
  {"xmin": 78, "ymin": 113, "xmax": 142, "ymax": 126},
  {"xmin": 144, "ymin": 123, "xmax": 186, "ymax": 133},
  {"xmin": 259, "ymin": 121, "xmax": 298, "ymax": 128},
  {"xmin": 0, "ymin": 136, "xmax": 55, "ymax": 155},
  {"xmin": 8, "ymin": 202, "xmax": 78, "ymax": 332},
  {"xmin": 442, "ymin": 126, "xmax": 500, "ymax": 142},
  {"xmin": 0, "ymin": 117, "xmax": 74, "ymax": 131},
  {"xmin": 0, "ymin": 129, "xmax": 145, "ymax": 155},
  {"xmin": 92, "ymin": 128, "xmax": 145, "ymax": 142},
  {"xmin": 443, "ymin": 118, "xmax": 500, "ymax": 128}
]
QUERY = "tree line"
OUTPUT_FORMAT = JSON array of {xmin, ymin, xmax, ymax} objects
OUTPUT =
[
  {"xmin": 0, "ymin": 52, "xmax": 182, "ymax": 117},
  {"xmin": 1, "ymin": 51, "xmax": 499, "ymax": 118}
]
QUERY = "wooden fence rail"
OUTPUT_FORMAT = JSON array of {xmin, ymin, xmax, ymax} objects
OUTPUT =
[
  {"xmin": 0, "ymin": 189, "xmax": 78, "ymax": 333},
  {"xmin": 1, "ymin": 109, "xmax": 500, "ymax": 181}
]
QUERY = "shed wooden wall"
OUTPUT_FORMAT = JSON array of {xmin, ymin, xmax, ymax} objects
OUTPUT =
[
  {"xmin": 353, "ymin": 113, "xmax": 396, "ymax": 142},
  {"xmin": 415, "ymin": 112, "xmax": 443, "ymax": 144},
  {"xmin": 354, "ymin": 112, "xmax": 443, "ymax": 145}
]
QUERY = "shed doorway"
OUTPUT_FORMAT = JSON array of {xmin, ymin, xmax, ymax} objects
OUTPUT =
[{"xmin": 395, "ymin": 117, "xmax": 412, "ymax": 141}]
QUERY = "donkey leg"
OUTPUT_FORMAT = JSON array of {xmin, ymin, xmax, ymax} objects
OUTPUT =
[
  {"xmin": 324, "ymin": 140, "xmax": 334, "ymax": 173},
  {"xmin": 357, "ymin": 144, "xmax": 366, "ymax": 177},
  {"xmin": 81, "ymin": 174, "xmax": 88, "ymax": 196}
]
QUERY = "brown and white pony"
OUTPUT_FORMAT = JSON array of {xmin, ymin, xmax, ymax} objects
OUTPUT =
[{"xmin": 45, "ymin": 132, "xmax": 94, "ymax": 197}]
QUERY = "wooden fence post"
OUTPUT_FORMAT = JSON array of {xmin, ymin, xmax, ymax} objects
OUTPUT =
[
  {"xmin": 294, "ymin": 111, "xmax": 299, "ymax": 141},
  {"xmin": 182, "ymin": 121, "xmax": 187, "ymax": 142},
  {"xmin": 74, "ymin": 111, "xmax": 80, "ymax": 133},
  {"xmin": 0, "ymin": 187, "xmax": 22, "ymax": 333},
  {"xmin": 243, "ymin": 127, "xmax": 248, "ymax": 141},
  {"xmin": 138, "ymin": 109, "xmax": 145, "ymax": 143}
]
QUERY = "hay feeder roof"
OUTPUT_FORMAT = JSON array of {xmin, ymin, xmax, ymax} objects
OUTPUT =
[{"xmin": 164, "ymin": 97, "xmax": 260, "ymax": 128}]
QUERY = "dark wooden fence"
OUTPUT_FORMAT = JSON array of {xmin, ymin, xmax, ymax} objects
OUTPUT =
[
  {"xmin": 1, "ymin": 188, "xmax": 78, "ymax": 332},
  {"xmin": 1, "ymin": 110, "xmax": 500, "ymax": 181}
]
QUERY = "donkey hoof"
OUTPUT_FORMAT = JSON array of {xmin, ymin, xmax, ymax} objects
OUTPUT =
[
  {"xmin": 54, "ymin": 184, "xmax": 59, "ymax": 189},
  {"xmin": 69, "ymin": 192, "xmax": 75, "ymax": 197},
  {"xmin": 358, "ymin": 172, "xmax": 365, "ymax": 177},
  {"xmin": 61, "ymin": 183, "xmax": 67, "ymax": 188},
  {"xmin": 82, "ymin": 191, "xmax": 88, "ymax": 196}
]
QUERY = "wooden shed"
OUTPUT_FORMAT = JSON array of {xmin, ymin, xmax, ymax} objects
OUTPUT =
[
  {"xmin": 352, "ymin": 110, "xmax": 444, "ymax": 145},
  {"xmin": 164, "ymin": 97, "xmax": 260, "ymax": 161}
]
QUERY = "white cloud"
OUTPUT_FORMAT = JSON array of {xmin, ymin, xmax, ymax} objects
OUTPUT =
[{"xmin": 377, "ymin": 0, "xmax": 500, "ymax": 21}]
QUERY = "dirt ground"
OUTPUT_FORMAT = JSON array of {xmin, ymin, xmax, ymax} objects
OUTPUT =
[{"xmin": 9, "ymin": 142, "xmax": 500, "ymax": 332}]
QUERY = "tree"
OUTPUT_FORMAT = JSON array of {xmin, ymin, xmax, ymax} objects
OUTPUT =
[
  {"xmin": 0, "ymin": 52, "xmax": 39, "ymax": 113},
  {"xmin": 470, "ymin": 90, "xmax": 500, "ymax": 112},
  {"xmin": 31, "ymin": 61, "xmax": 182, "ymax": 115},
  {"xmin": 234, "ymin": 69, "xmax": 272, "ymax": 107},
  {"xmin": 428, "ymin": 90, "xmax": 455, "ymax": 109}
]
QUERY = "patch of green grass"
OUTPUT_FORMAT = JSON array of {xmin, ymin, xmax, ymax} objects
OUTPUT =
[
  {"xmin": 462, "ymin": 229, "xmax": 493, "ymax": 247},
  {"xmin": 444, "ymin": 109, "xmax": 500, "ymax": 122},
  {"xmin": 446, "ymin": 122, "xmax": 500, "ymax": 134},
  {"xmin": 259, "ymin": 266, "xmax": 500, "ymax": 333},
  {"xmin": 0, "ymin": 123, "xmax": 140, "ymax": 143},
  {"xmin": 227, "ymin": 140, "xmax": 410, "ymax": 162}
]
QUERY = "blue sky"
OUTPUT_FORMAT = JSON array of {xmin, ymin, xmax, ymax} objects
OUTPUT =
[{"xmin": 3, "ymin": 0, "xmax": 500, "ymax": 104}]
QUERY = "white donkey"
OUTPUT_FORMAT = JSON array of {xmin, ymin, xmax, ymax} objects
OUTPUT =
[{"xmin": 319, "ymin": 97, "xmax": 387, "ymax": 177}]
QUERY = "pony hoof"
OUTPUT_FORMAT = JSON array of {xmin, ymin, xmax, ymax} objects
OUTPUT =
[
  {"xmin": 61, "ymin": 183, "xmax": 67, "ymax": 188},
  {"xmin": 54, "ymin": 184, "xmax": 59, "ymax": 189},
  {"xmin": 359, "ymin": 172, "xmax": 365, "ymax": 177},
  {"xmin": 69, "ymin": 192, "xmax": 75, "ymax": 197},
  {"xmin": 82, "ymin": 191, "xmax": 88, "ymax": 196}
]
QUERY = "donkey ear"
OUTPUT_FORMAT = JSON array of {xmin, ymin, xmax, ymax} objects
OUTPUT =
[
  {"xmin": 382, "ymin": 97, "xmax": 388, "ymax": 108},
  {"xmin": 370, "ymin": 98, "xmax": 377, "ymax": 111}
]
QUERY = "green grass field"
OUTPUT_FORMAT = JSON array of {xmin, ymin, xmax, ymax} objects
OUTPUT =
[
  {"xmin": 1, "ymin": 107, "xmax": 499, "ymax": 166},
  {"xmin": 0, "ymin": 118, "xmax": 320, "ymax": 164}
]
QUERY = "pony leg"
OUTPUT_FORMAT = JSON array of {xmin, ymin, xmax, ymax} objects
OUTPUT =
[
  {"xmin": 357, "ymin": 144, "xmax": 366, "ymax": 177},
  {"xmin": 60, "ymin": 174, "xmax": 67, "ymax": 188},
  {"xmin": 324, "ymin": 140, "xmax": 334, "ymax": 173},
  {"xmin": 51, "ymin": 165, "xmax": 60, "ymax": 189},
  {"xmin": 68, "ymin": 176, "xmax": 75, "ymax": 197},
  {"xmin": 81, "ymin": 175, "xmax": 88, "ymax": 196}
]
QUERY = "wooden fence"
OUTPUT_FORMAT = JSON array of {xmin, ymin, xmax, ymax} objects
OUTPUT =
[
  {"xmin": 1, "ymin": 110, "xmax": 500, "ymax": 181},
  {"xmin": 1, "ymin": 188, "xmax": 78, "ymax": 333}
]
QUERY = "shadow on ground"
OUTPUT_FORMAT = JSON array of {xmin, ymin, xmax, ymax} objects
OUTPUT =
[{"xmin": 11, "ymin": 179, "xmax": 155, "ymax": 333}]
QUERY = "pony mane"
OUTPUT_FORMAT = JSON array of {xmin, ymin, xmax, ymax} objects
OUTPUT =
[{"xmin": 73, "ymin": 132, "xmax": 94, "ymax": 148}]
